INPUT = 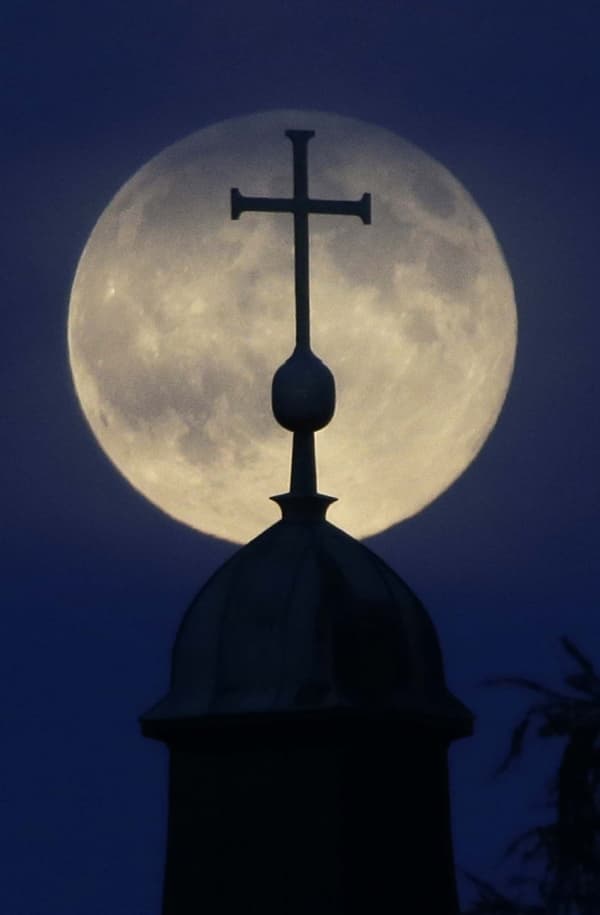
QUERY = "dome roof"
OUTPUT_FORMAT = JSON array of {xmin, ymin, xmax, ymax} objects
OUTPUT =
[{"xmin": 142, "ymin": 505, "xmax": 472, "ymax": 740}]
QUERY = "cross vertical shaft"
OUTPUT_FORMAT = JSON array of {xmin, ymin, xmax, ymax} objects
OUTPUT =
[{"xmin": 289, "ymin": 130, "xmax": 313, "ymax": 348}]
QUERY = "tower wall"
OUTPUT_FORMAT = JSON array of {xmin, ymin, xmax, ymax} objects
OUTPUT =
[{"xmin": 160, "ymin": 718, "xmax": 460, "ymax": 914}]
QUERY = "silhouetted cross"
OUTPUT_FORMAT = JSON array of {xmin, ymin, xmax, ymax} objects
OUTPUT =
[{"xmin": 231, "ymin": 130, "xmax": 371, "ymax": 349}]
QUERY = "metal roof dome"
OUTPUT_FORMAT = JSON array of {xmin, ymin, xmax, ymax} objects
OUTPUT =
[{"xmin": 142, "ymin": 502, "xmax": 472, "ymax": 741}]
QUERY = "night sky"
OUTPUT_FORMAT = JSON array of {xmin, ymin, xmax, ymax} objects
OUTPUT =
[{"xmin": 3, "ymin": 3, "xmax": 600, "ymax": 912}]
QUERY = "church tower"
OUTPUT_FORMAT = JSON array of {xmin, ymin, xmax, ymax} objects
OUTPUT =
[{"xmin": 141, "ymin": 129, "xmax": 473, "ymax": 914}]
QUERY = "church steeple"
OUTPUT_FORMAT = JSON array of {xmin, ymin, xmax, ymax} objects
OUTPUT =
[{"xmin": 141, "ymin": 128, "xmax": 473, "ymax": 915}]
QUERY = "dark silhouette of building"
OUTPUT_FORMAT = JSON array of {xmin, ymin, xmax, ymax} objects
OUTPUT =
[{"xmin": 141, "ymin": 129, "xmax": 473, "ymax": 913}]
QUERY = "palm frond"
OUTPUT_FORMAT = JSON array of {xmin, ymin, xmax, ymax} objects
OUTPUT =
[
  {"xmin": 461, "ymin": 871, "xmax": 544, "ymax": 914},
  {"xmin": 564, "ymin": 672, "xmax": 600, "ymax": 697},
  {"xmin": 482, "ymin": 676, "xmax": 568, "ymax": 702},
  {"xmin": 559, "ymin": 636, "xmax": 600, "ymax": 699},
  {"xmin": 494, "ymin": 715, "xmax": 533, "ymax": 776},
  {"xmin": 469, "ymin": 636, "xmax": 600, "ymax": 915},
  {"xmin": 503, "ymin": 822, "xmax": 556, "ymax": 865},
  {"xmin": 560, "ymin": 636, "xmax": 597, "ymax": 677}
]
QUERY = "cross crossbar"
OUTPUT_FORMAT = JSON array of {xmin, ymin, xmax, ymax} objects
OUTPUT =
[{"xmin": 231, "ymin": 130, "xmax": 371, "ymax": 348}]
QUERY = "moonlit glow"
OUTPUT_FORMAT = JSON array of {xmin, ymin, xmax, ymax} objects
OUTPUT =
[{"xmin": 68, "ymin": 110, "xmax": 517, "ymax": 543}]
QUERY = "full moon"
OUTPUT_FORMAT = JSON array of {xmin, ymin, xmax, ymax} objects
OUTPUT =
[{"xmin": 68, "ymin": 110, "xmax": 516, "ymax": 543}]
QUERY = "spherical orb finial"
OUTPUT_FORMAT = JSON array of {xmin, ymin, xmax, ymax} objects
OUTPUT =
[{"xmin": 272, "ymin": 347, "xmax": 336, "ymax": 432}]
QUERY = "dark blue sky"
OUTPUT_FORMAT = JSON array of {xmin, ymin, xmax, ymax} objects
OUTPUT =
[{"xmin": 3, "ymin": 2, "xmax": 600, "ymax": 911}]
